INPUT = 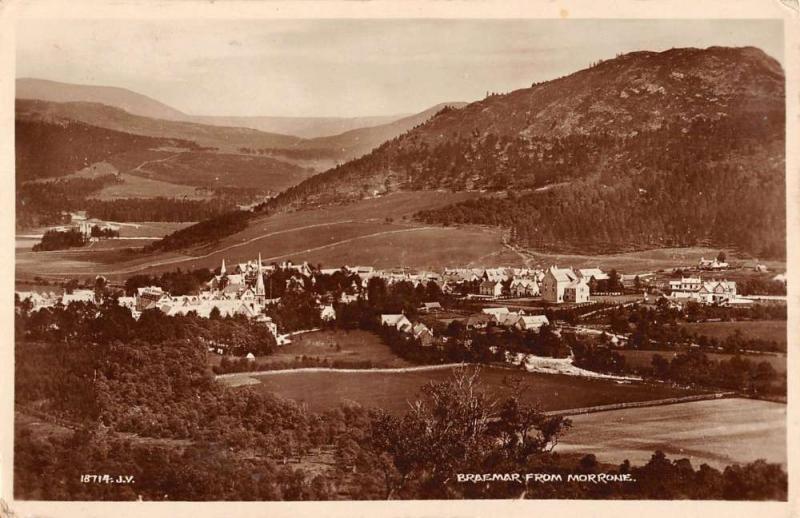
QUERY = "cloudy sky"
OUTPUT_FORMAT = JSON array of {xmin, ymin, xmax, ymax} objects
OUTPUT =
[{"xmin": 17, "ymin": 18, "xmax": 783, "ymax": 118}]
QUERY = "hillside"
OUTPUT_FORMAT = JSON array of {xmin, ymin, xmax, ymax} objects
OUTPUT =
[
  {"xmin": 16, "ymin": 77, "xmax": 188, "ymax": 121},
  {"xmin": 265, "ymin": 46, "xmax": 786, "ymax": 257},
  {"xmin": 190, "ymin": 113, "xmax": 406, "ymax": 139},
  {"xmin": 298, "ymin": 102, "xmax": 467, "ymax": 159},
  {"xmin": 17, "ymin": 77, "xmax": 410, "ymax": 138},
  {"xmin": 16, "ymin": 98, "xmax": 303, "ymax": 153},
  {"xmin": 15, "ymin": 115, "xmax": 314, "ymax": 230}
]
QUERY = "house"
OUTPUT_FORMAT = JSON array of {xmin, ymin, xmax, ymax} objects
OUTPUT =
[
  {"xmin": 419, "ymin": 302, "xmax": 443, "ymax": 312},
  {"xmin": 479, "ymin": 280, "xmax": 503, "ymax": 298},
  {"xmin": 497, "ymin": 312, "xmax": 524, "ymax": 327},
  {"xmin": 62, "ymin": 289, "xmax": 96, "ymax": 305},
  {"xmin": 541, "ymin": 266, "xmax": 580, "ymax": 303},
  {"xmin": 697, "ymin": 280, "xmax": 737, "ymax": 304},
  {"xmin": 15, "ymin": 291, "xmax": 57, "ymax": 311},
  {"xmin": 412, "ymin": 323, "xmax": 434, "ymax": 347},
  {"xmin": 464, "ymin": 314, "xmax": 494, "ymax": 330},
  {"xmin": 116, "ymin": 296, "xmax": 137, "ymax": 310},
  {"xmin": 668, "ymin": 277, "xmax": 703, "ymax": 298},
  {"xmin": 381, "ymin": 314, "xmax": 413, "ymax": 333},
  {"xmin": 698, "ymin": 257, "xmax": 729, "ymax": 270},
  {"xmin": 773, "ymin": 273, "xmax": 787, "ymax": 286},
  {"xmin": 514, "ymin": 315, "xmax": 550, "ymax": 332},
  {"xmin": 577, "ymin": 268, "xmax": 609, "ymax": 283},
  {"xmin": 509, "ymin": 278, "xmax": 539, "ymax": 297},
  {"xmin": 621, "ymin": 272, "xmax": 656, "ymax": 288},
  {"xmin": 320, "ymin": 305, "xmax": 337, "ymax": 322},
  {"xmin": 670, "ymin": 277, "xmax": 737, "ymax": 304},
  {"xmin": 484, "ymin": 268, "xmax": 510, "ymax": 283},
  {"xmin": 564, "ymin": 278, "xmax": 590, "ymax": 303},
  {"xmin": 482, "ymin": 307, "xmax": 510, "ymax": 318}
]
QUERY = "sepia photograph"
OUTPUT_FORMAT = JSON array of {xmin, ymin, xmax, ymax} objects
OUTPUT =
[{"xmin": 1, "ymin": 1, "xmax": 797, "ymax": 516}]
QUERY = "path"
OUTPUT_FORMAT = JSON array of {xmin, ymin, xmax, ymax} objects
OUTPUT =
[
  {"xmin": 216, "ymin": 362, "xmax": 467, "ymax": 380},
  {"xmin": 131, "ymin": 152, "xmax": 182, "ymax": 174}
]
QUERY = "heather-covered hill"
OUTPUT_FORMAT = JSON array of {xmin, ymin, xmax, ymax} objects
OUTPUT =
[{"xmin": 265, "ymin": 46, "xmax": 785, "ymax": 257}]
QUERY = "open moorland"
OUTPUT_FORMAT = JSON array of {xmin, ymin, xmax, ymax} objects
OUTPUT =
[
  {"xmin": 556, "ymin": 398, "xmax": 787, "ymax": 469},
  {"xmin": 232, "ymin": 366, "xmax": 701, "ymax": 415}
]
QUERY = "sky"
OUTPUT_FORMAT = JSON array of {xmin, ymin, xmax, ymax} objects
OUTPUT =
[{"xmin": 16, "ymin": 18, "xmax": 784, "ymax": 118}]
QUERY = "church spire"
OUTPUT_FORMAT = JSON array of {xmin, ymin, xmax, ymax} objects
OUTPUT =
[
  {"xmin": 255, "ymin": 253, "xmax": 265, "ymax": 300},
  {"xmin": 220, "ymin": 258, "xmax": 226, "ymax": 276}
]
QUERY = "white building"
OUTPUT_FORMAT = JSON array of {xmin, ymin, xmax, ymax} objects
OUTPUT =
[
  {"xmin": 541, "ymin": 266, "xmax": 588, "ymax": 303},
  {"xmin": 380, "ymin": 314, "xmax": 413, "ymax": 333}
]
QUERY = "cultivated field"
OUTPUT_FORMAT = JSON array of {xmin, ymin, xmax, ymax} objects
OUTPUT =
[
  {"xmin": 556, "ymin": 398, "xmax": 787, "ymax": 469},
  {"xmin": 237, "ymin": 366, "xmax": 699, "ymax": 415},
  {"xmin": 678, "ymin": 320, "xmax": 787, "ymax": 347},
  {"xmin": 208, "ymin": 329, "xmax": 412, "ymax": 369},
  {"xmin": 618, "ymin": 349, "xmax": 787, "ymax": 374}
]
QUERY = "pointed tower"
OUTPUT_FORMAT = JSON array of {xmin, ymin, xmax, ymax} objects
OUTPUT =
[
  {"xmin": 220, "ymin": 258, "xmax": 227, "ymax": 276},
  {"xmin": 255, "ymin": 253, "xmax": 266, "ymax": 302}
]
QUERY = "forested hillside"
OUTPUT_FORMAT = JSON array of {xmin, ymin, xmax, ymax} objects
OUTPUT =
[
  {"xmin": 15, "ymin": 119, "xmax": 194, "ymax": 182},
  {"xmin": 265, "ymin": 46, "xmax": 785, "ymax": 257}
]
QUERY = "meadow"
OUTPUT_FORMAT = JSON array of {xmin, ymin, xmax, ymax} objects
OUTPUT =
[
  {"xmin": 556, "ymin": 398, "xmax": 787, "ymax": 469},
  {"xmin": 677, "ymin": 320, "xmax": 787, "ymax": 347},
  {"xmin": 89, "ymin": 173, "xmax": 211, "ymax": 201},
  {"xmin": 618, "ymin": 349, "xmax": 787, "ymax": 374},
  {"xmin": 236, "ymin": 366, "xmax": 699, "ymax": 415},
  {"xmin": 135, "ymin": 151, "xmax": 315, "ymax": 191},
  {"xmin": 521, "ymin": 247, "xmax": 785, "ymax": 273},
  {"xmin": 16, "ymin": 190, "xmax": 787, "ymax": 280},
  {"xmin": 208, "ymin": 329, "xmax": 413, "ymax": 369}
]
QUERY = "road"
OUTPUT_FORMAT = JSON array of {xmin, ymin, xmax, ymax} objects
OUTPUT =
[{"xmin": 216, "ymin": 362, "xmax": 467, "ymax": 380}]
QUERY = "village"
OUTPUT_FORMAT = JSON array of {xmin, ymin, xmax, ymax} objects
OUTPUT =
[{"xmin": 15, "ymin": 251, "xmax": 787, "ymax": 363}]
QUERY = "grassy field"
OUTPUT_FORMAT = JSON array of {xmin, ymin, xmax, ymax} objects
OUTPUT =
[
  {"xmin": 618, "ymin": 349, "xmax": 787, "ymax": 374},
  {"xmin": 677, "ymin": 321, "xmax": 787, "ymax": 347},
  {"xmin": 15, "ymin": 192, "xmax": 497, "ymax": 279},
  {"xmin": 89, "ymin": 173, "xmax": 211, "ymax": 200},
  {"xmin": 237, "ymin": 366, "xmax": 699, "ymax": 415},
  {"xmin": 556, "ymin": 398, "xmax": 786, "ymax": 469},
  {"xmin": 16, "ymin": 190, "xmax": 786, "ymax": 280},
  {"xmin": 282, "ymin": 225, "xmax": 520, "ymax": 270},
  {"xmin": 208, "ymin": 329, "xmax": 412, "ymax": 369},
  {"xmin": 114, "ymin": 221, "xmax": 196, "ymax": 238},
  {"xmin": 133, "ymin": 151, "xmax": 315, "ymax": 191},
  {"xmin": 520, "ymin": 247, "xmax": 785, "ymax": 273}
]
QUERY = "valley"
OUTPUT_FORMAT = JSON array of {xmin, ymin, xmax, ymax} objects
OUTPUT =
[{"xmin": 12, "ymin": 35, "xmax": 789, "ymax": 503}]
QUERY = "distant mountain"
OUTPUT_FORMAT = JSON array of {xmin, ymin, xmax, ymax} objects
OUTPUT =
[
  {"xmin": 16, "ymin": 78, "xmax": 411, "ymax": 139},
  {"xmin": 17, "ymin": 78, "xmax": 189, "ymax": 121},
  {"xmin": 16, "ymin": 98, "xmax": 303, "ymax": 152},
  {"xmin": 16, "ymin": 79, "xmax": 466, "ymax": 160},
  {"xmin": 266, "ymin": 46, "xmax": 785, "ymax": 257},
  {"xmin": 298, "ymin": 102, "xmax": 468, "ymax": 160},
  {"xmin": 190, "ymin": 114, "xmax": 408, "ymax": 139}
]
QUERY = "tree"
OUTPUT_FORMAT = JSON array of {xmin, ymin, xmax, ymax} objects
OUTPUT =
[{"xmin": 717, "ymin": 250, "xmax": 727, "ymax": 263}]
